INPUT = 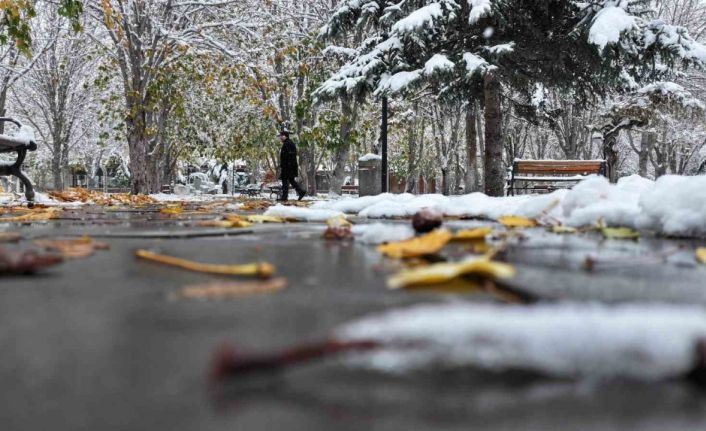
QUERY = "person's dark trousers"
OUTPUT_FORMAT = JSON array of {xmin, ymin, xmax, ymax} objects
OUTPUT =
[{"xmin": 280, "ymin": 176, "xmax": 304, "ymax": 201}]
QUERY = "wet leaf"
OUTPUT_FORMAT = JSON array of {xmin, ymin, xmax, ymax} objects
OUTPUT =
[
  {"xmin": 498, "ymin": 215, "xmax": 538, "ymax": 228},
  {"xmin": 387, "ymin": 258, "xmax": 516, "ymax": 290},
  {"xmin": 136, "ymin": 249, "xmax": 274, "ymax": 278},
  {"xmin": 377, "ymin": 229, "xmax": 453, "ymax": 259},
  {"xmin": 323, "ymin": 226, "xmax": 353, "ymax": 240},
  {"xmin": 551, "ymin": 226, "xmax": 577, "ymax": 234},
  {"xmin": 697, "ymin": 248, "xmax": 706, "ymax": 265},
  {"xmin": 453, "ymin": 227, "xmax": 493, "ymax": 241},
  {"xmin": 0, "ymin": 208, "xmax": 62, "ymax": 223},
  {"xmin": 0, "ymin": 249, "xmax": 63, "ymax": 275},
  {"xmin": 171, "ymin": 277, "xmax": 288, "ymax": 300},
  {"xmin": 326, "ymin": 215, "xmax": 351, "ymax": 228},
  {"xmin": 246, "ymin": 215, "xmax": 286, "ymax": 223},
  {"xmin": 48, "ymin": 188, "xmax": 156, "ymax": 206},
  {"xmin": 34, "ymin": 236, "xmax": 110, "ymax": 259},
  {"xmin": 197, "ymin": 215, "xmax": 253, "ymax": 228},
  {"xmin": 159, "ymin": 206, "xmax": 184, "ymax": 215},
  {"xmin": 0, "ymin": 232, "xmax": 21, "ymax": 243},
  {"xmin": 601, "ymin": 227, "xmax": 640, "ymax": 240}
]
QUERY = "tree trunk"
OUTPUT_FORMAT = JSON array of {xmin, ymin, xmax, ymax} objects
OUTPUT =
[
  {"xmin": 483, "ymin": 71, "xmax": 505, "ymax": 196},
  {"xmin": 638, "ymin": 132, "xmax": 651, "ymax": 177},
  {"xmin": 330, "ymin": 97, "xmax": 356, "ymax": 195},
  {"xmin": 464, "ymin": 102, "xmax": 479, "ymax": 193}
]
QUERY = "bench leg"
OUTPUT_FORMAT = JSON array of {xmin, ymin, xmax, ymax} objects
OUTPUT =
[{"xmin": 0, "ymin": 149, "xmax": 35, "ymax": 207}]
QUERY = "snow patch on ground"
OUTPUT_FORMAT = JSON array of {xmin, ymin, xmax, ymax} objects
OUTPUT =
[
  {"xmin": 264, "ymin": 204, "xmax": 344, "ymax": 222},
  {"xmin": 312, "ymin": 175, "xmax": 706, "ymax": 237},
  {"xmin": 351, "ymin": 223, "xmax": 415, "ymax": 245},
  {"xmin": 337, "ymin": 302, "xmax": 706, "ymax": 380}
]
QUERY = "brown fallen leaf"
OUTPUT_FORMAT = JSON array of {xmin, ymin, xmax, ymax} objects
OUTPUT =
[
  {"xmin": 0, "ymin": 232, "xmax": 21, "ymax": 243},
  {"xmin": 48, "ymin": 188, "xmax": 157, "ymax": 206},
  {"xmin": 136, "ymin": 249, "xmax": 274, "ymax": 278},
  {"xmin": 171, "ymin": 277, "xmax": 288, "ymax": 300},
  {"xmin": 0, "ymin": 248, "xmax": 63, "ymax": 275},
  {"xmin": 377, "ymin": 229, "xmax": 453, "ymax": 259},
  {"xmin": 34, "ymin": 236, "xmax": 110, "ymax": 259},
  {"xmin": 498, "ymin": 215, "xmax": 538, "ymax": 228}
]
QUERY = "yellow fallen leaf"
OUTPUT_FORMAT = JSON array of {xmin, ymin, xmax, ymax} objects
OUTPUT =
[
  {"xmin": 246, "ymin": 215, "xmax": 286, "ymax": 223},
  {"xmin": 551, "ymin": 226, "xmax": 577, "ymax": 234},
  {"xmin": 136, "ymin": 249, "xmax": 274, "ymax": 278},
  {"xmin": 326, "ymin": 215, "xmax": 352, "ymax": 228},
  {"xmin": 453, "ymin": 227, "xmax": 493, "ymax": 241},
  {"xmin": 0, "ymin": 207, "xmax": 62, "ymax": 222},
  {"xmin": 160, "ymin": 205, "xmax": 184, "ymax": 215},
  {"xmin": 601, "ymin": 227, "xmax": 639, "ymax": 240},
  {"xmin": 498, "ymin": 215, "xmax": 538, "ymax": 228},
  {"xmin": 696, "ymin": 248, "xmax": 706, "ymax": 264},
  {"xmin": 387, "ymin": 258, "xmax": 516, "ymax": 290},
  {"xmin": 171, "ymin": 277, "xmax": 288, "ymax": 300},
  {"xmin": 377, "ymin": 229, "xmax": 453, "ymax": 259}
]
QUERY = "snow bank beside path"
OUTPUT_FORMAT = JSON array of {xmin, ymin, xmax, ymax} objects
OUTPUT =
[
  {"xmin": 338, "ymin": 302, "xmax": 706, "ymax": 380},
  {"xmin": 309, "ymin": 174, "xmax": 706, "ymax": 237},
  {"xmin": 264, "ymin": 204, "xmax": 344, "ymax": 222}
]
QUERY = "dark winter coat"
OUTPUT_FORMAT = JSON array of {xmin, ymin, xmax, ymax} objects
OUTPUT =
[{"xmin": 279, "ymin": 138, "xmax": 299, "ymax": 179}]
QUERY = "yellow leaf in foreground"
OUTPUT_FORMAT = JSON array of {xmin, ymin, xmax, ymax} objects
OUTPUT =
[
  {"xmin": 498, "ymin": 215, "xmax": 538, "ymax": 228},
  {"xmin": 601, "ymin": 227, "xmax": 640, "ymax": 240},
  {"xmin": 696, "ymin": 248, "xmax": 706, "ymax": 265},
  {"xmin": 246, "ymin": 215, "xmax": 286, "ymax": 223},
  {"xmin": 551, "ymin": 226, "xmax": 577, "ymax": 234},
  {"xmin": 196, "ymin": 215, "xmax": 253, "ymax": 228},
  {"xmin": 171, "ymin": 277, "xmax": 288, "ymax": 300},
  {"xmin": 136, "ymin": 249, "xmax": 274, "ymax": 278},
  {"xmin": 453, "ymin": 227, "xmax": 493, "ymax": 241},
  {"xmin": 377, "ymin": 229, "xmax": 453, "ymax": 259},
  {"xmin": 387, "ymin": 258, "xmax": 516, "ymax": 290}
]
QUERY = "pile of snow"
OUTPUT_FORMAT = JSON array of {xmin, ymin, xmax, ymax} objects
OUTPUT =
[
  {"xmin": 351, "ymin": 223, "xmax": 415, "ymax": 245},
  {"xmin": 337, "ymin": 302, "xmax": 706, "ymax": 380},
  {"xmin": 307, "ymin": 174, "xmax": 706, "ymax": 237},
  {"xmin": 264, "ymin": 204, "xmax": 344, "ymax": 222}
]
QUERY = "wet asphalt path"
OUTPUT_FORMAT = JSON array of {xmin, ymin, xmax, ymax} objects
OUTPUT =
[{"xmin": 1, "ymin": 214, "xmax": 706, "ymax": 430}]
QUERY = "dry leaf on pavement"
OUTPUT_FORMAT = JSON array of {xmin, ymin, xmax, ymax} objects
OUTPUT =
[
  {"xmin": 0, "ymin": 207, "xmax": 62, "ymax": 223},
  {"xmin": 136, "ymin": 249, "xmax": 274, "ymax": 278},
  {"xmin": 453, "ymin": 227, "xmax": 493, "ymax": 241},
  {"xmin": 0, "ymin": 232, "xmax": 21, "ymax": 243},
  {"xmin": 497, "ymin": 215, "xmax": 538, "ymax": 228},
  {"xmin": 171, "ymin": 277, "xmax": 288, "ymax": 300},
  {"xmin": 601, "ymin": 227, "xmax": 640, "ymax": 240},
  {"xmin": 377, "ymin": 229, "xmax": 453, "ymax": 259},
  {"xmin": 34, "ymin": 236, "xmax": 110, "ymax": 259},
  {"xmin": 387, "ymin": 258, "xmax": 516, "ymax": 290},
  {"xmin": 696, "ymin": 248, "xmax": 706, "ymax": 265}
]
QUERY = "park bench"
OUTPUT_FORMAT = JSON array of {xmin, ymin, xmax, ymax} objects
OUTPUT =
[
  {"xmin": 244, "ymin": 183, "xmax": 263, "ymax": 197},
  {"xmin": 507, "ymin": 159, "xmax": 607, "ymax": 196},
  {"xmin": 341, "ymin": 185, "xmax": 359, "ymax": 195},
  {"xmin": 0, "ymin": 118, "xmax": 37, "ymax": 207}
]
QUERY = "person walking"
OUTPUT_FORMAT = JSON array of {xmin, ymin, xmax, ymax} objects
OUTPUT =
[{"xmin": 278, "ymin": 130, "xmax": 306, "ymax": 201}]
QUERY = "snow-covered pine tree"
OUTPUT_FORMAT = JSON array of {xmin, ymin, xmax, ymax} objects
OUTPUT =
[{"xmin": 317, "ymin": 0, "xmax": 706, "ymax": 196}]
